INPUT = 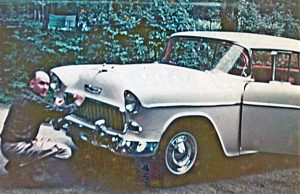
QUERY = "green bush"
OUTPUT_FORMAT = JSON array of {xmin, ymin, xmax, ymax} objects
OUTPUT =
[
  {"xmin": 238, "ymin": 0, "xmax": 299, "ymax": 38},
  {"xmin": 0, "ymin": 0, "xmax": 198, "ymax": 103},
  {"xmin": 0, "ymin": 0, "xmax": 299, "ymax": 104}
]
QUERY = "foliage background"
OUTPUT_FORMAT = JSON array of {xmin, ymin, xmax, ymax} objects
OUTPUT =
[{"xmin": 0, "ymin": 0, "xmax": 299, "ymax": 103}]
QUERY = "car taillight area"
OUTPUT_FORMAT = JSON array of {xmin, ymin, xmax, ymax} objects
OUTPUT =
[{"xmin": 65, "ymin": 93, "xmax": 125, "ymax": 132}]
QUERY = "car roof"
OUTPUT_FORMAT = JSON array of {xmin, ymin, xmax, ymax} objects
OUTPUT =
[{"xmin": 172, "ymin": 31, "xmax": 300, "ymax": 53}]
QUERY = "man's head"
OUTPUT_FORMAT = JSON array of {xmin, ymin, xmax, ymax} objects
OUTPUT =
[{"xmin": 29, "ymin": 71, "xmax": 50, "ymax": 97}]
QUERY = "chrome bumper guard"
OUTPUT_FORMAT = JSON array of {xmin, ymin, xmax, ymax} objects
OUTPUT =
[{"xmin": 64, "ymin": 115, "xmax": 159, "ymax": 157}]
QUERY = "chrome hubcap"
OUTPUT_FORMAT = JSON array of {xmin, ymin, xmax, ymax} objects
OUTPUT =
[{"xmin": 165, "ymin": 132, "xmax": 197, "ymax": 175}]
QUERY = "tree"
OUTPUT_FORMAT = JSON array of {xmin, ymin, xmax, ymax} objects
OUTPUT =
[
  {"xmin": 221, "ymin": 0, "xmax": 239, "ymax": 31},
  {"xmin": 238, "ymin": 0, "xmax": 300, "ymax": 39}
]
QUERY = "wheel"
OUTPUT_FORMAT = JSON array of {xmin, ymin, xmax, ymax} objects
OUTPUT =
[
  {"xmin": 165, "ymin": 131, "xmax": 197, "ymax": 175},
  {"xmin": 137, "ymin": 117, "xmax": 225, "ymax": 188}
]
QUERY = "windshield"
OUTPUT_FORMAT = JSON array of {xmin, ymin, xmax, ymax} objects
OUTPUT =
[{"xmin": 159, "ymin": 37, "xmax": 250, "ymax": 76}]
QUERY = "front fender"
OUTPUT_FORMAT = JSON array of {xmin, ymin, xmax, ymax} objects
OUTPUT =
[{"xmin": 160, "ymin": 113, "xmax": 234, "ymax": 157}]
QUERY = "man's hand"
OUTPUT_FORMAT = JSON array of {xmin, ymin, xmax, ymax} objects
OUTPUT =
[
  {"xmin": 54, "ymin": 97, "xmax": 65, "ymax": 106},
  {"xmin": 73, "ymin": 93, "xmax": 85, "ymax": 106}
]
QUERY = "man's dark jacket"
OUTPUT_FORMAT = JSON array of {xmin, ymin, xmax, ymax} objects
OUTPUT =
[{"xmin": 1, "ymin": 89, "xmax": 77, "ymax": 143}]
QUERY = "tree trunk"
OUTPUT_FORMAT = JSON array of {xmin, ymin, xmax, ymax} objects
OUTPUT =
[{"xmin": 220, "ymin": 0, "xmax": 238, "ymax": 31}]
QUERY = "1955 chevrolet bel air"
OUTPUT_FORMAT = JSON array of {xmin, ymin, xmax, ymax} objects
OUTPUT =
[{"xmin": 50, "ymin": 31, "xmax": 300, "ymax": 176}]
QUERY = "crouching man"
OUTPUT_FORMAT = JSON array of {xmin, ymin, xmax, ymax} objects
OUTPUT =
[{"xmin": 0, "ymin": 71, "xmax": 85, "ymax": 180}]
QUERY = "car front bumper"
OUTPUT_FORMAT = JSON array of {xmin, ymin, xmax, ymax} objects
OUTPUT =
[{"xmin": 64, "ymin": 115, "xmax": 159, "ymax": 157}]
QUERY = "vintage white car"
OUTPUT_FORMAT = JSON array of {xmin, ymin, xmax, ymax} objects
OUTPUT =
[{"xmin": 50, "ymin": 31, "xmax": 300, "ymax": 176}]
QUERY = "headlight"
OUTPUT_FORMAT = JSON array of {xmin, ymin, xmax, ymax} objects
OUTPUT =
[
  {"xmin": 50, "ymin": 73, "xmax": 62, "ymax": 92},
  {"xmin": 124, "ymin": 91, "xmax": 140, "ymax": 114}
]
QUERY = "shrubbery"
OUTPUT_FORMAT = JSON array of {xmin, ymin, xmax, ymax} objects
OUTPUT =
[
  {"xmin": 0, "ymin": 0, "xmax": 299, "ymax": 103},
  {"xmin": 238, "ymin": 0, "xmax": 299, "ymax": 38}
]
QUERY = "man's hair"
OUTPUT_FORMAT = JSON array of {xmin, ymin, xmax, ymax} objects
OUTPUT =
[{"xmin": 29, "ymin": 70, "xmax": 48, "ymax": 81}]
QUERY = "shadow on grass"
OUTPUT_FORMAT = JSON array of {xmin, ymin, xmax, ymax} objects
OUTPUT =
[{"xmin": 69, "ymin": 141, "xmax": 300, "ymax": 191}]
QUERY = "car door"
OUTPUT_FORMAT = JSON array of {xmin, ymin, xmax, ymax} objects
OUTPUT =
[{"xmin": 241, "ymin": 51, "xmax": 300, "ymax": 155}]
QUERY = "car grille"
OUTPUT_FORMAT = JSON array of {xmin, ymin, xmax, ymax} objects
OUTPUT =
[{"xmin": 65, "ymin": 94, "xmax": 125, "ymax": 131}]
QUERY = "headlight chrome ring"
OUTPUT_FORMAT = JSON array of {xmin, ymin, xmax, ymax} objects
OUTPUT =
[
  {"xmin": 50, "ymin": 73, "xmax": 62, "ymax": 92},
  {"xmin": 124, "ymin": 91, "xmax": 140, "ymax": 114}
]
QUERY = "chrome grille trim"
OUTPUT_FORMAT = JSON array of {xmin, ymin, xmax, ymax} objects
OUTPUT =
[{"xmin": 65, "ymin": 94, "xmax": 125, "ymax": 131}]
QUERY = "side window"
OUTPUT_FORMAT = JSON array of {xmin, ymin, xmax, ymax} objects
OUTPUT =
[
  {"xmin": 228, "ymin": 50, "xmax": 250, "ymax": 77},
  {"xmin": 291, "ymin": 53, "xmax": 300, "ymax": 69},
  {"xmin": 275, "ymin": 53, "xmax": 289, "ymax": 82},
  {"xmin": 252, "ymin": 50, "xmax": 300, "ymax": 85},
  {"xmin": 288, "ymin": 53, "xmax": 300, "ymax": 84},
  {"xmin": 252, "ymin": 51, "xmax": 273, "ymax": 82},
  {"xmin": 274, "ymin": 52, "xmax": 300, "ymax": 84}
]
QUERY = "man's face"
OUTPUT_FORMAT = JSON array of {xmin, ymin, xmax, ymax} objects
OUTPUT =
[{"xmin": 30, "ymin": 72, "xmax": 50, "ymax": 97}]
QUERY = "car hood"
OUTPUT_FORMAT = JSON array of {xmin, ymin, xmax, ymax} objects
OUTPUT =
[{"xmin": 51, "ymin": 63, "xmax": 247, "ymax": 109}]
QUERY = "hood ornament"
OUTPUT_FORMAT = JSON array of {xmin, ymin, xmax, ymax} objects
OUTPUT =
[
  {"xmin": 98, "ymin": 69, "xmax": 108, "ymax": 74},
  {"xmin": 84, "ymin": 84, "xmax": 102, "ymax": 94}
]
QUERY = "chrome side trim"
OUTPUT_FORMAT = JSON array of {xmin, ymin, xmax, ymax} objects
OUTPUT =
[
  {"xmin": 145, "ymin": 101, "xmax": 241, "ymax": 108},
  {"xmin": 243, "ymin": 101, "xmax": 300, "ymax": 110},
  {"xmin": 239, "ymin": 150, "xmax": 258, "ymax": 155}
]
